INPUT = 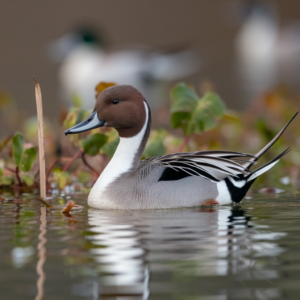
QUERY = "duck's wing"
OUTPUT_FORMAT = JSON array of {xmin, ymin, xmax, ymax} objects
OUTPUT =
[{"xmin": 140, "ymin": 151, "xmax": 256, "ymax": 182}]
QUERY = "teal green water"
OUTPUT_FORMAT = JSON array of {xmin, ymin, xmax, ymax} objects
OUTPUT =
[{"xmin": 1, "ymin": 191, "xmax": 300, "ymax": 300}]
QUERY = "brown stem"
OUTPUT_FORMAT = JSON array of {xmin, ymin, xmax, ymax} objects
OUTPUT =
[
  {"xmin": 60, "ymin": 157, "xmax": 73, "ymax": 162},
  {"xmin": 46, "ymin": 159, "xmax": 58, "ymax": 183},
  {"xmin": 5, "ymin": 166, "xmax": 16, "ymax": 173},
  {"xmin": 63, "ymin": 150, "xmax": 81, "ymax": 172},
  {"xmin": 81, "ymin": 152, "xmax": 100, "ymax": 177},
  {"xmin": 15, "ymin": 167, "xmax": 22, "ymax": 187},
  {"xmin": 179, "ymin": 136, "xmax": 190, "ymax": 152}
]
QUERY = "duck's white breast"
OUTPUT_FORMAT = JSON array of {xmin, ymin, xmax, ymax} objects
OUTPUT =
[{"xmin": 88, "ymin": 103, "xmax": 149, "ymax": 209}]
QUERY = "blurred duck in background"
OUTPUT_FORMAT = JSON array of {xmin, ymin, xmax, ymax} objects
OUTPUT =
[
  {"xmin": 49, "ymin": 28, "xmax": 199, "ymax": 110},
  {"xmin": 235, "ymin": 0, "xmax": 300, "ymax": 100}
]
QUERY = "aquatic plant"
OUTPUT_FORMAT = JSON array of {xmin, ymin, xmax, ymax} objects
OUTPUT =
[
  {"xmin": 0, "ymin": 80, "xmax": 299, "ymax": 191},
  {"xmin": 170, "ymin": 82, "xmax": 226, "ymax": 151},
  {"xmin": 0, "ymin": 132, "xmax": 37, "ymax": 186}
]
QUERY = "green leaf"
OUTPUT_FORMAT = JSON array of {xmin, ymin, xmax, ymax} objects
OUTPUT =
[
  {"xmin": 143, "ymin": 129, "xmax": 167, "ymax": 159},
  {"xmin": 192, "ymin": 92, "xmax": 226, "ymax": 133},
  {"xmin": 77, "ymin": 170, "xmax": 92, "ymax": 184},
  {"xmin": 0, "ymin": 163, "xmax": 13, "ymax": 185},
  {"xmin": 52, "ymin": 167, "xmax": 72, "ymax": 189},
  {"xmin": 81, "ymin": 133, "xmax": 108, "ymax": 156},
  {"xmin": 171, "ymin": 87, "xmax": 226, "ymax": 136},
  {"xmin": 20, "ymin": 147, "xmax": 37, "ymax": 172},
  {"xmin": 170, "ymin": 112, "xmax": 190, "ymax": 129},
  {"xmin": 21, "ymin": 174, "xmax": 34, "ymax": 186},
  {"xmin": 101, "ymin": 130, "xmax": 120, "ymax": 158},
  {"xmin": 0, "ymin": 172, "xmax": 13, "ymax": 185},
  {"xmin": 170, "ymin": 83, "xmax": 198, "ymax": 113},
  {"xmin": 12, "ymin": 133, "xmax": 24, "ymax": 168},
  {"xmin": 199, "ymin": 92, "xmax": 226, "ymax": 118},
  {"xmin": 1, "ymin": 177, "xmax": 13, "ymax": 185},
  {"xmin": 197, "ymin": 110, "xmax": 216, "ymax": 132}
]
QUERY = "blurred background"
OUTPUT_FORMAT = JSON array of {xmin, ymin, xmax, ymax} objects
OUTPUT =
[
  {"xmin": 1, "ymin": 0, "xmax": 300, "ymax": 136},
  {"xmin": 2, "ymin": 2, "xmax": 300, "ymax": 298}
]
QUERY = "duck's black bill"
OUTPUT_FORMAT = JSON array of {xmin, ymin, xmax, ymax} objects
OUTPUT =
[{"xmin": 65, "ymin": 111, "xmax": 105, "ymax": 135}]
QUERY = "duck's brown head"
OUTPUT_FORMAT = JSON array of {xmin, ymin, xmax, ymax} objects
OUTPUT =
[{"xmin": 65, "ymin": 85, "xmax": 150, "ymax": 138}]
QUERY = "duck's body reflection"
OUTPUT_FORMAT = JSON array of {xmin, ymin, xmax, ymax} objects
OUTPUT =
[
  {"xmin": 88, "ymin": 208, "xmax": 150, "ymax": 299},
  {"xmin": 86, "ymin": 206, "xmax": 280, "ymax": 299}
]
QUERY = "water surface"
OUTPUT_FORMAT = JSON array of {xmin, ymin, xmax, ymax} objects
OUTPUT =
[{"xmin": 1, "ymin": 191, "xmax": 300, "ymax": 299}]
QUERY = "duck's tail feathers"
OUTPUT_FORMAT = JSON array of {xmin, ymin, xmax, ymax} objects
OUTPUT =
[
  {"xmin": 243, "ymin": 112, "xmax": 298, "ymax": 170},
  {"xmin": 225, "ymin": 148, "xmax": 290, "ymax": 203},
  {"xmin": 246, "ymin": 147, "xmax": 291, "ymax": 181}
]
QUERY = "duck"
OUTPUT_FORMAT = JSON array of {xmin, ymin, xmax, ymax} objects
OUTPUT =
[
  {"xmin": 49, "ymin": 28, "xmax": 199, "ymax": 110},
  {"xmin": 65, "ymin": 85, "xmax": 297, "ymax": 210},
  {"xmin": 235, "ymin": 0, "xmax": 300, "ymax": 100}
]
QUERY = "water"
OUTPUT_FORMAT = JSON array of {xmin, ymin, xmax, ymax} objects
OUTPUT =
[{"xmin": 1, "ymin": 191, "xmax": 300, "ymax": 300}]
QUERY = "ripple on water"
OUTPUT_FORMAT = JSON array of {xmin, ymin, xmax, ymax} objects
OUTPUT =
[{"xmin": 0, "ymin": 192, "xmax": 300, "ymax": 299}]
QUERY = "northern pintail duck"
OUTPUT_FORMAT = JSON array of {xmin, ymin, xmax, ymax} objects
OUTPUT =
[{"xmin": 65, "ymin": 85, "xmax": 297, "ymax": 209}]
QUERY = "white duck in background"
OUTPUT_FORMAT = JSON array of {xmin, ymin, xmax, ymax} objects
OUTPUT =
[
  {"xmin": 235, "ymin": 0, "xmax": 300, "ymax": 99},
  {"xmin": 49, "ymin": 28, "xmax": 199, "ymax": 110}
]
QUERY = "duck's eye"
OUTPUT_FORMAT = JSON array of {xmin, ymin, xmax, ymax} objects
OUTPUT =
[{"xmin": 112, "ymin": 99, "xmax": 120, "ymax": 105}]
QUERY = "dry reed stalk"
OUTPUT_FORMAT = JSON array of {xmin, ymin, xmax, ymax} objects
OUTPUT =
[{"xmin": 33, "ymin": 77, "xmax": 46, "ymax": 199}]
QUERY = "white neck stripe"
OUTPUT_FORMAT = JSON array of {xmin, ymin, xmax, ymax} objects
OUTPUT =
[{"xmin": 88, "ymin": 102, "xmax": 149, "ymax": 206}]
